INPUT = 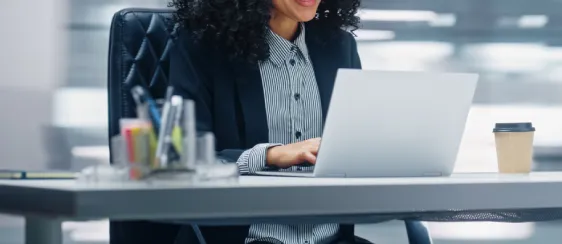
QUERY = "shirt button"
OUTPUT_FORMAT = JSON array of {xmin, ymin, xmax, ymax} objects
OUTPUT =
[
  {"xmin": 304, "ymin": 241, "xmax": 309, "ymax": 244},
  {"xmin": 297, "ymin": 167, "xmax": 302, "ymax": 171},
  {"xmin": 295, "ymin": 131, "xmax": 302, "ymax": 139},
  {"xmin": 289, "ymin": 59, "xmax": 296, "ymax": 66},
  {"xmin": 291, "ymin": 46, "xmax": 297, "ymax": 52},
  {"xmin": 294, "ymin": 93, "xmax": 300, "ymax": 101}
]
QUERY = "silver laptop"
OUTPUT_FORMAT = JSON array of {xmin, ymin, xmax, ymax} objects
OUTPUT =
[{"xmin": 256, "ymin": 69, "xmax": 478, "ymax": 178}]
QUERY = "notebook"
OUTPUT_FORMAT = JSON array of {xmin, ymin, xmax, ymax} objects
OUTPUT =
[{"xmin": 0, "ymin": 170, "xmax": 76, "ymax": 179}]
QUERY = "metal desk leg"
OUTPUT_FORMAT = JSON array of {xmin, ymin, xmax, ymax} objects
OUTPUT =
[{"xmin": 25, "ymin": 216, "xmax": 62, "ymax": 244}]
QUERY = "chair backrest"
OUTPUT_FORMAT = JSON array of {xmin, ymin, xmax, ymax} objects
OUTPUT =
[{"xmin": 107, "ymin": 8, "xmax": 175, "ymax": 161}]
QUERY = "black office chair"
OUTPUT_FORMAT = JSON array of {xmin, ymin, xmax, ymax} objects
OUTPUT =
[
  {"xmin": 107, "ymin": 8, "xmax": 182, "ymax": 244},
  {"xmin": 107, "ymin": 8, "xmax": 433, "ymax": 244}
]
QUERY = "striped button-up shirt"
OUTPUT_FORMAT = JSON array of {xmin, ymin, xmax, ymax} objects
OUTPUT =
[{"xmin": 236, "ymin": 25, "xmax": 339, "ymax": 244}]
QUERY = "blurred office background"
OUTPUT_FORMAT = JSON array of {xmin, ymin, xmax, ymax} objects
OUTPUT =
[{"xmin": 1, "ymin": 0, "xmax": 562, "ymax": 243}]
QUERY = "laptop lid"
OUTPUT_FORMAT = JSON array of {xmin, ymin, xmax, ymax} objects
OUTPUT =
[{"xmin": 314, "ymin": 69, "xmax": 478, "ymax": 178}]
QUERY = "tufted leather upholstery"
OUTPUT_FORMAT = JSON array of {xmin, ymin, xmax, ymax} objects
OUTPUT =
[{"xmin": 108, "ymin": 8, "xmax": 175, "ymax": 142}]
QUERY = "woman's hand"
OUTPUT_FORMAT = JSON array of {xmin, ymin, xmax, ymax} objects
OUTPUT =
[{"xmin": 266, "ymin": 138, "xmax": 321, "ymax": 168}]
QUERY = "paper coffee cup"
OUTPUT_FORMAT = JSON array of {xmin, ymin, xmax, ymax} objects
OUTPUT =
[{"xmin": 493, "ymin": 122, "xmax": 535, "ymax": 173}]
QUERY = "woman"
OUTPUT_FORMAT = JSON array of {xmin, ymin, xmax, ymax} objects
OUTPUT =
[{"xmin": 167, "ymin": 0, "xmax": 366, "ymax": 243}]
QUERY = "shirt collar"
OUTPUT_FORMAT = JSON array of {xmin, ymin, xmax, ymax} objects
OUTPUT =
[{"xmin": 265, "ymin": 23, "xmax": 310, "ymax": 66}]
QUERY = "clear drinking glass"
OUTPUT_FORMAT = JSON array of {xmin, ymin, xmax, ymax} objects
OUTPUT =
[{"xmin": 194, "ymin": 133, "xmax": 239, "ymax": 182}]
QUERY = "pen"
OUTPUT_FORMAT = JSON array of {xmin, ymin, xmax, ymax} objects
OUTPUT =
[
  {"xmin": 158, "ymin": 96, "xmax": 182, "ymax": 167},
  {"xmin": 131, "ymin": 87, "xmax": 148, "ymax": 120},
  {"xmin": 155, "ymin": 87, "xmax": 179, "ymax": 167},
  {"xmin": 165, "ymin": 96, "xmax": 183, "ymax": 165},
  {"xmin": 132, "ymin": 86, "xmax": 180, "ymax": 166},
  {"xmin": 131, "ymin": 86, "xmax": 161, "ymax": 128},
  {"xmin": 171, "ymin": 95, "xmax": 184, "ymax": 154}
]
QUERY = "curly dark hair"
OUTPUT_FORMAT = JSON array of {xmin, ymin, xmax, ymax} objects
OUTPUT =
[{"xmin": 168, "ymin": 0, "xmax": 361, "ymax": 64}]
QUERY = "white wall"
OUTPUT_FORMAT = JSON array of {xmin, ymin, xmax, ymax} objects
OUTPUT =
[{"xmin": 0, "ymin": 0, "xmax": 68, "ymax": 169}]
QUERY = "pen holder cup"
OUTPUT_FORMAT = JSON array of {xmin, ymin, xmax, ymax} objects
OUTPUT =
[
  {"xmin": 146, "ymin": 133, "xmax": 240, "ymax": 183},
  {"xmin": 106, "ymin": 134, "xmax": 158, "ymax": 181},
  {"xmin": 100, "ymin": 131, "xmax": 239, "ymax": 183}
]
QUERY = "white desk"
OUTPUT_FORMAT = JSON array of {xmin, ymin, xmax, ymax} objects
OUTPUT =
[{"xmin": 3, "ymin": 173, "xmax": 562, "ymax": 244}]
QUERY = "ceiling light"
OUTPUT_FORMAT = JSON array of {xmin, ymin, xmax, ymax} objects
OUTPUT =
[
  {"xmin": 518, "ymin": 15, "xmax": 548, "ymax": 28},
  {"xmin": 464, "ymin": 43, "xmax": 547, "ymax": 72},
  {"xmin": 358, "ymin": 10, "xmax": 456, "ymax": 27},
  {"xmin": 358, "ymin": 10, "xmax": 437, "ymax": 22},
  {"xmin": 359, "ymin": 41, "xmax": 453, "ymax": 60},
  {"xmin": 354, "ymin": 30, "xmax": 395, "ymax": 41},
  {"xmin": 430, "ymin": 14, "xmax": 457, "ymax": 27}
]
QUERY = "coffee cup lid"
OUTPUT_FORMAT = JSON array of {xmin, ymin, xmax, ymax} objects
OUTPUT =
[{"xmin": 493, "ymin": 122, "xmax": 535, "ymax": 133}]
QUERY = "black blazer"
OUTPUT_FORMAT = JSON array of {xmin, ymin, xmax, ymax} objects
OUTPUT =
[{"xmin": 169, "ymin": 22, "xmax": 362, "ymax": 244}]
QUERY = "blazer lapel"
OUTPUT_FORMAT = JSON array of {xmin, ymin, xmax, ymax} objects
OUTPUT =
[
  {"xmin": 229, "ymin": 24, "xmax": 340, "ymax": 146},
  {"xmin": 232, "ymin": 61, "xmax": 269, "ymax": 147},
  {"xmin": 306, "ymin": 27, "xmax": 339, "ymax": 123}
]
